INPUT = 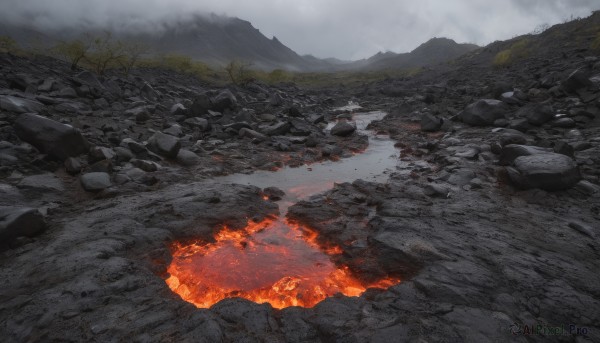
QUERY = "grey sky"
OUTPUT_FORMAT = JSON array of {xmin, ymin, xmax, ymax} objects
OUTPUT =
[{"xmin": 1, "ymin": 0, "xmax": 598, "ymax": 60}]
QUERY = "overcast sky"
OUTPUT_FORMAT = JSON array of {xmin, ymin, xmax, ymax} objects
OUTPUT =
[{"xmin": 1, "ymin": 0, "xmax": 599, "ymax": 60}]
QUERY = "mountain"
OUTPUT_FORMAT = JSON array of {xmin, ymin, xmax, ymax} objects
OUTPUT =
[
  {"xmin": 0, "ymin": 14, "xmax": 479, "ymax": 73},
  {"xmin": 352, "ymin": 38, "xmax": 479, "ymax": 71}
]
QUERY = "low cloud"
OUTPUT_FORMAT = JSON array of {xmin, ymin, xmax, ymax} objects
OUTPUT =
[{"xmin": 0, "ymin": 0, "xmax": 598, "ymax": 59}]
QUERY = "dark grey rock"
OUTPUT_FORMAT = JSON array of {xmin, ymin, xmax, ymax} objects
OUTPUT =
[
  {"xmin": 263, "ymin": 121, "xmax": 291, "ymax": 136},
  {"xmin": 263, "ymin": 187, "xmax": 285, "ymax": 201},
  {"xmin": 239, "ymin": 128, "xmax": 268, "ymax": 141},
  {"xmin": 460, "ymin": 99, "xmax": 509, "ymax": 126},
  {"xmin": 13, "ymin": 113, "xmax": 89, "ymax": 160},
  {"xmin": 183, "ymin": 117, "xmax": 209, "ymax": 131},
  {"xmin": 518, "ymin": 104, "xmax": 554, "ymax": 126},
  {"xmin": 176, "ymin": 149, "xmax": 200, "ymax": 166},
  {"xmin": 506, "ymin": 153, "xmax": 581, "ymax": 191},
  {"xmin": 211, "ymin": 89, "xmax": 237, "ymax": 112},
  {"xmin": 330, "ymin": 121, "xmax": 356, "ymax": 136},
  {"xmin": 80, "ymin": 172, "xmax": 112, "ymax": 192},
  {"xmin": 499, "ymin": 144, "xmax": 552, "ymax": 165},
  {"xmin": 561, "ymin": 68, "xmax": 593, "ymax": 93},
  {"xmin": 322, "ymin": 144, "xmax": 342, "ymax": 157},
  {"xmin": 552, "ymin": 118, "xmax": 576, "ymax": 128},
  {"xmin": 420, "ymin": 113, "xmax": 443, "ymax": 132},
  {"xmin": 147, "ymin": 132, "xmax": 181, "ymax": 158},
  {"xmin": 89, "ymin": 146, "xmax": 116, "ymax": 163},
  {"xmin": 190, "ymin": 94, "xmax": 211, "ymax": 117},
  {"xmin": 131, "ymin": 159, "xmax": 159, "ymax": 172},
  {"xmin": 0, "ymin": 207, "xmax": 46, "ymax": 240},
  {"xmin": 140, "ymin": 82, "xmax": 159, "ymax": 101},
  {"xmin": 18, "ymin": 174, "xmax": 65, "ymax": 192},
  {"xmin": 64, "ymin": 157, "xmax": 81, "ymax": 175},
  {"xmin": 0, "ymin": 95, "xmax": 44, "ymax": 114},
  {"xmin": 423, "ymin": 183, "xmax": 449, "ymax": 197},
  {"xmin": 163, "ymin": 124, "xmax": 183, "ymax": 137}
]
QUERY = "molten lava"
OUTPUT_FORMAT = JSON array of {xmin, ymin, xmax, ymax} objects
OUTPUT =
[{"xmin": 166, "ymin": 218, "xmax": 399, "ymax": 309}]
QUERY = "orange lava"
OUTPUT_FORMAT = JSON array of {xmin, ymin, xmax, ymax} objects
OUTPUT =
[{"xmin": 165, "ymin": 218, "xmax": 399, "ymax": 309}]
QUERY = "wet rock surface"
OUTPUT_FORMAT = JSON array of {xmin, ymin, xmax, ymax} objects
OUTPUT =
[{"xmin": 2, "ymin": 13, "xmax": 600, "ymax": 342}]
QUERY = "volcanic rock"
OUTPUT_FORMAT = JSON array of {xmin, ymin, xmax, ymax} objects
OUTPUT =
[
  {"xmin": 147, "ymin": 132, "xmax": 181, "ymax": 158},
  {"xmin": 211, "ymin": 89, "xmax": 237, "ymax": 112},
  {"xmin": 0, "ymin": 207, "xmax": 46, "ymax": 240},
  {"xmin": 420, "ymin": 113, "xmax": 443, "ymax": 132},
  {"xmin": 506, "ymin": 153, "xmax": 581, "ymax": 191},
  {"xmin": 561, "ymin": 68, "xmax": 593, "ymax": 93},
  {"xmin": 13, "ymin": 113, "xmax": 89, "ymax": 160},
  {"xmin": 330, "ymin": 121, "xmax": 356, "ymax": 136},
  {"xmin": 460, "ymin": 99, "xmax": 509, "ymax": 126},
  {"xmin": 176, "ymin": 149, "xmax": 201, "ymax": 166},
  {"xmin": 0, "ymin": 95, "xmax": 44, "ymax": 114},
  {"xmin": 80, "ymin": 172, "xmax": 112, "ymax": 192}
]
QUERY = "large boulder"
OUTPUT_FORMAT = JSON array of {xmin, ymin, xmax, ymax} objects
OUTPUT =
[
  {"xmin": 211, "ymin": 89, "xmax": 237, "ymax": 112},
  {"xmin": 506, "ymin": 153, "xmax": 581, "ymax": 191},
  {"xmin": 0, "ymin": 95, "xmax": 44, "ymax": 114},
  {"xmin": 499, "ymin": 144, "xmax": 552, "ymax": 165},
  {"xmin": 561, "ymin": 68, "xmax": 593, "ymax": 93},
  {"xmin": 460, "ymin": 99, "xmax": 509, "ymax": 126},
  {"xmin": 330, "ymin": 121, "xmax": 356, "ymax": 136},
  {"xmin": 190, "ymin": 94, "xmax": 211, "ymax": 117},
  {"xmin": 0, "ymin": 207, "xmax": 46, "ymax": 241},
  {"xmin": 13, "ymin": 113, "xmax": 89, "ymax": 160},
  {"xmin": 517, "ymin": 104, "xmax": 554, "ymax": 126},
  {"xmin": 147, "ymin": 132, "xmax": 181, "ymax": 158}
]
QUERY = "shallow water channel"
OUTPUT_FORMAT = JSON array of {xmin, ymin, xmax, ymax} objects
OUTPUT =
[{"xmin": 166, "ymin": 110, "xmax": 401, "ymax": 309}]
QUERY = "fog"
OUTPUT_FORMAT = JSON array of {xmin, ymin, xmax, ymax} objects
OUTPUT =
[{"xmin": 0, "ymin": 0, "xmax": 598, "ymax": 60}]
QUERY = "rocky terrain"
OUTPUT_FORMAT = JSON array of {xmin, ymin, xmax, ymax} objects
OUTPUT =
[{"xmin": 1, "ymin": 12, "xmax": 600, "ymax": 343}]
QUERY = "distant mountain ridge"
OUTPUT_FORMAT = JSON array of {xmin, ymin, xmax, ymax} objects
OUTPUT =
[{"xmin": 0, "ymin": 13, "xmax": 479, "ymax": 72}]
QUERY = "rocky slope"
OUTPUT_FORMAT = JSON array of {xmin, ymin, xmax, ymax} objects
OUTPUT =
[{"xmin": 1, "ymin": 12, "xmax": 600, "ymax": 343}]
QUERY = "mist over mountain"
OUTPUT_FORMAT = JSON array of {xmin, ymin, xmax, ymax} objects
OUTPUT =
[{"xmin": 0, "ymin": 12, "xmax": 481, "ymax": 72}]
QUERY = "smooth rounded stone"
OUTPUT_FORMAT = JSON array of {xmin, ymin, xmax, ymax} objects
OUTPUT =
[
  {"xmin": 552, "ymin": 117, "xmax": 576, "ymax": 128},
  {"xmin": 147, "ymin": 132, "xmax": 181, "ymax": 158},
  {"xmin": 493, "ymin": 118, "xmax": 509, "ymax": 127},
  {"xmin": 0, "ymin": 95, "xmax": 44, "ymax": 114},
  {"xmin": 80, "ymin": 172, "xmax": 112, "ymax": 192},
  {"xmin": 89, "ymin": 146, "xmax": 116, "ymax": 163},
  {"xmin": 573, "ymin": 180, "xmax": 600, "ymax": 195},
  {"xmin": 18, "ymin": 174, "xmax": 65, "ymax": 192},
  {"xmin": 13, "ymin": 113, "xmax": 89, "ymax": 160},
  {"xmin": 163, "ymin": 124, "xmax": 183, "ymax": 137},
  {"xmin": 561, "ymin": 68, "xmax": 593, "ymax": 93},
  {"xmin": 460, "ymin": 99, "xmax": 509, "ymax": 126},
  {"xmin": 420, "ymin": 113, "xmax": 443, "ymax": 132},
  {"xmin": 518, "ymin": 104, "xmax": 554, "ymax": 126},
  {"xmin": 258, "ymin": 113, "xmax": 276, "ymax": 122},
  {"xmin": 423, "ymin": 183, "xmax": 449, "ymax": 197},
  {"xmin": 564, "ymin": 129, "xmax": 583, "ymax": 139},
  {"xmin": 130, "ymin": 159, "xmax": 159, "ymax": 172},
  {"xmin": 499, "ymin": 144, "xmax": 552, "ymax": 165},
  {"xmin": 506, "ymin": 153, "xmax": 581, "ymax": 191},
  {"xmin": 183, "ymin": 117, "xmax": 209, "ymax": 131},
  {"xmin": 114, "ymin": 147, "xmax": 134, "ymax": 162},
  {"xmin": 262, "ymin": 121, "xmax": 291, "ymax": 136},
  {"xmin": 176, "ymin": 149, "xmax": 200, "ymax": 166},
  {"xmin": 263, "ymin": 186, "xmax": 285, "ymax": 201},
  {"xmin": 454, "ymin": 147, "xmax": 479, "ymax": 160},
  {"xmin": 64, "ymin": 157, "xmax": 81, "ymax": 175},
  {"xmin": 330, "ymin": 121, "xmax": 356, "ymax": 136},
  {"xmin": 321, "ymin": 144, "xmax": 342, "ymax": 157},
  {"xmin": 211, "ymin": 89, "xmax": 237, "ymax": 112},
  {"xmin": 0, "ymin": 207, "xmax": 46, "ymax": 240}
]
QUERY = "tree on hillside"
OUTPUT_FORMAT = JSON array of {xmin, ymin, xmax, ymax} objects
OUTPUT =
[
  {"xmin": 119, "ymin": 42, "xmax": 149, "ymax": 76},
  {"xmin": 224, "ymin": 60, "xmax": 254, "ymax": 85},
  {"xmin": 85, "ymin": 31, "xmax": 126, "ymax": 76},
  {"xmin": 53, "ymin": 35, "xmax": 92, "ymax": 70}
]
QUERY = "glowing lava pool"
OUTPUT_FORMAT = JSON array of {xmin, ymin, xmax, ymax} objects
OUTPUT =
[
  {"xmin": 166, "ymin": 111, "xmax": 401, "ymax": 309},
  {"xmin": 166, "ymin": 218, "xmax": 399, "ymax": 309}
]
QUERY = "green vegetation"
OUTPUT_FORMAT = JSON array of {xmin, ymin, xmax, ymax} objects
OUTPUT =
[
  {"xmin": 492, "ymin": 38, "xmax": 530, "ymax": 67},
  {"xmin": 53, "ymin": 38, "xmax": 91, "ymax": 70},
  {"xmin": 0, "ymin": 35, "xmax": 19, "ymax": 54},
  {"xmin": 592, "ymin": 32, "xmax": 600, "ymax": 52}
]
